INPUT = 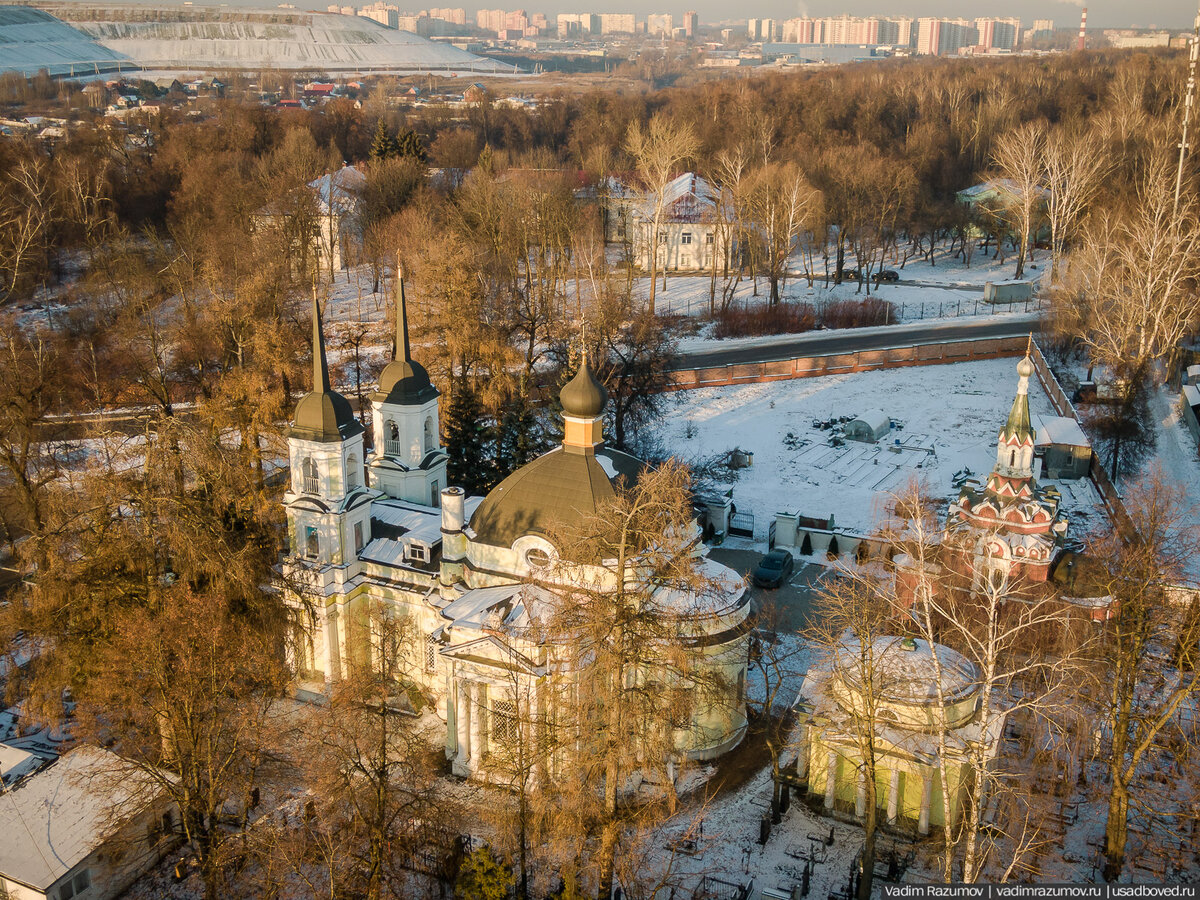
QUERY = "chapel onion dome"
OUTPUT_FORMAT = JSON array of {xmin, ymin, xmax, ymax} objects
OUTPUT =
[
  {"xmin": 374, "ymin": 274, "xmax": 438, "ymax": 405},
  {"xmin": 560, "ymin": 357, "xmax": 608, "ymax": 418},
  {"xmin": 291, "ymin": 295, "xmax": 364, "ymax": 443},
  {"xmin": 468, "ymin": 354, "xmax": 642, "ymax": 549}
]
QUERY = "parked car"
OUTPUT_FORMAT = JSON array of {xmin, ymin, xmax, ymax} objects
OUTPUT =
[
  {"xmin": 839, "ymin": 267, "xmax": 861, "ymax": 281},
  {"xmin": 874, "ymin": 269, "xmax": 900, "ymax": 283},
  {"xmin": 752, "ymin": 548, "xmax": 795, "ymax": 588}
]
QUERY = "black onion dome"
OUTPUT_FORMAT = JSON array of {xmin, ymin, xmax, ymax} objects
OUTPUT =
[
  {"xmin": 292, "ymin": 390, "xmax": 363, "ymax": 442},
  {"xmin": 378, "ymin": 357, "xmax": 438, "ymax": 405},
  {"xmin": 560, "ymin": 360, "xmax": 608, "ymax": 418}
]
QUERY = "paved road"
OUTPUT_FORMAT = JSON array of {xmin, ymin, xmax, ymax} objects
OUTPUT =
[
  {"xmin": 708, "ymin": 547, "xmax": 827, "ymax": 632},
  {"xmin": 675, "ymin": 314, "xmax": 1041, "ymax": 371}
]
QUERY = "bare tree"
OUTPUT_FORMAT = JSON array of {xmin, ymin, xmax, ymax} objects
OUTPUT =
[
  {"xmin": 536, "ymin": 460, "xmax": 739, "ymax": 899},
  {"xmin": 743, "ymin": 162, "xmax": 822, "ymax": 305},
  {"xmin": 1088, "ymin": 473, "xmax": 1200, "ymax": 880},
  {"xmin": 990, "ymin": 122, "xmax": 1047, "ymax": 279},
  {"xmin": 624, "ymin": 115, "xmax": 698, "ymax": 311},
  {"xmin": 1041, "ymin": 125, "xmax": 1111, "ymax": 283}
]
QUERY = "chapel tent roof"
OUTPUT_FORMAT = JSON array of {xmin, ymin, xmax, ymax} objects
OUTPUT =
[{"xmin": 291, "ymin": 295, "xmax": 363, "ymax": 443}]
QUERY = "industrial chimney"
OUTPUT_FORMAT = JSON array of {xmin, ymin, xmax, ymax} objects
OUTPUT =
[{"xmin": 1077, "ymin": 7, "xmax": 1087, "ymax": 51}]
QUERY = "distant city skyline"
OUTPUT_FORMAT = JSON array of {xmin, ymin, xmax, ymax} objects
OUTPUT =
[{"xmin": 89, "ymin": 0, "xmax": 1187, "ymax": 31}]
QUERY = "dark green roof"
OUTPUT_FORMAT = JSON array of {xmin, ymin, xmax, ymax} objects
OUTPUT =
[
  {"xmin": 468, "ymin": 445, "xmax": 644, "ymax": 547},
  {"xmin": 560, "ymin": 359, "xmax": 607, "ymax": 418}
]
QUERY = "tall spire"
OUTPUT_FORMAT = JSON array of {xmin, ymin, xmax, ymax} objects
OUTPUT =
[
  {"xmin": 312, "ymin": 287, "xmax": 331, "ymax": 393},
  {"xmin": 396, "ymin": 267, "xmax": 411, "ymax": 363}
]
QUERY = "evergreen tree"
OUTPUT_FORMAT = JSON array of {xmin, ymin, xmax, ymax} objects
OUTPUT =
[
  {"xmin": 493, "ymin": 390, "xmax": 545, "ymax": 482},
  {"xmin": 454, "ymin": 847, "xmax": 513, "ymax": 900},
  {"xmin": 396, "ymin": 128, "xmax": 427, "ymax": 162},
  {"xmin": 368, "ymin": 119, "xmax": 399, "ymax": 161},
  {"xmin": 442, "ymin": 381, "xmax": 492, "ymax": 496}
]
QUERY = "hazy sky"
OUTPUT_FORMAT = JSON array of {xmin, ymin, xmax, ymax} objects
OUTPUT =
[{"xmin": 138, "ymin": 0, "xmax": 1190, "ymax": 31}]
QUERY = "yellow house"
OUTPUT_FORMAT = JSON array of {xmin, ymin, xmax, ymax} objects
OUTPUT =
[{"xmin": 795, "ymin": 635, "xmax": 1005, "ymax": 835}]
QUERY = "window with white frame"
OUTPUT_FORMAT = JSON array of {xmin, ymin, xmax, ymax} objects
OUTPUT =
[
  {"xmin": 681, "ymin": 232, "xmax": 693, "ymax": 244},
  {"xmin": 305, "ymin": 526, "xmax": 320, "ymax": 559},
  {"xmin": 353, "ymin": 521, "xmax": 364, "ymax": 554},
  {"xmin": 346, "ymin": 453, "xmax": 360, "ymax": 489}
]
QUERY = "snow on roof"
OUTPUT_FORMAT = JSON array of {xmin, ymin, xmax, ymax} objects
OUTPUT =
[
  {"xmin": 632, "ymin": 172, "xmax": 723, "ymax": 223},
  {"xmin": 849, "ymin": 409, "xmax": 890, "ymax": 432},
  {"xmin": 1187, "ymin": 364, "xmax": 1200, "ymax": 382},
  {"xmin": 0, "ymin": 741, "xmax": 44, "ymax": 787},
  {"xmin": 1185, "ymin": 384, "xmax": 1200, "ymax": 410},
  {"xmin": 0, "ymin": 746, "xmax": 162, "ymax": 891},
  {"xmin": 957, "ymin": 178, "xmax": 1050, "ymax": 201},
  {"xmin": 1033, "ymin": 414, "xmax": 1089, "ymax": 448},
  {"xmin": 834, "ymin": 635, "xmax": 978, "ymax": 704},
  {"xmin": 308, "ymin": 165, "xmax": 366, "ymax": 214}
]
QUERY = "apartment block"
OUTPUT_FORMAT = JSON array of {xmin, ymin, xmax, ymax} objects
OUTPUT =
[
  {"xmin": 683, "ymin": 10, "xmax": 698, "ymax": 37},
  {"xmin": 647, "ymin": 13, "xmax": 673, "ymax": 35}
]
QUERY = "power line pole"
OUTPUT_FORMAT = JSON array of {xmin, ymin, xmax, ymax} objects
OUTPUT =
[{"xmin": 1174, "ymin": 0, "xmax": 1200, "ymax": 216}]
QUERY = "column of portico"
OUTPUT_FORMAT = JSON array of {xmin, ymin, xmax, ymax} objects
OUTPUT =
[
  {"xmin": 324, "ymin": 606, "xmax": 341, "ymax": 684},
  {"xmin": 918, "ymin": 772, "xmax": 933, "ymax": 835},
  {"xmin": 824, "ymin": 750, "xmax": 837, "ymax": 809},
  {"xmin": 795, "ymin": 724, "xmax": 809, "ymax": 781},
  {"xmin": 887, "ymin": 768, "xmax": 901, "ymax": 824},
  {"xmin": 336, "ymin": 601, "xmax": 350, "ymax": 678},
  {"xmin": 469, "ymin": 681, "xmax": 486, "ymax": 771},
  {"xmin": 455, "ymin": 680, "xmax": 471, "ymax": 768}
]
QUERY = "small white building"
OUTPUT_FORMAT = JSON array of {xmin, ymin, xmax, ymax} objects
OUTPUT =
[{"xmin": 0, "ymin": 746, "xmax": 178, "ymax": 900}]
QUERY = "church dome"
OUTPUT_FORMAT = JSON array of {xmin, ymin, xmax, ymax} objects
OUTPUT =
[
  {"xmin": 468, "ymin": 446, "xmax": 644, "ymax": 547},
  {"xmin": 1016, "ymin": 355, "xmax": 1034, "ymax": 378},
  {"xmin": 560, "ymin": 361, "xmax": 608, "ymax": 418},
  {"xmin": 291, "ymin": 389, "xmax": 363, "ymax": 443},
  {"xmin": 377, "ymin": 357, "xmax": 438, "ymax": 405}
]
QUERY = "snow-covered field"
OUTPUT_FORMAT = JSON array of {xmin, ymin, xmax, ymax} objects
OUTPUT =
[{"xmin": 656, "ymin": 358, "xmax": 1106, "ymax": 541}]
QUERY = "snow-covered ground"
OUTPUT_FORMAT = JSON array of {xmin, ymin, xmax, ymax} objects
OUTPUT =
[
  {"xmin": 648, "ymin": 245, "xmax": 1049, "ymax": 326},
  {"xmin": 656, "ymin": 358, "xmax": 1106, "ymax": 541}
]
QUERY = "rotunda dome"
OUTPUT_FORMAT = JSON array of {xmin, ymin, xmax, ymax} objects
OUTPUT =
[{"xmin": 468, "ymin": 446, "xmax": 644, "ymax": 548}]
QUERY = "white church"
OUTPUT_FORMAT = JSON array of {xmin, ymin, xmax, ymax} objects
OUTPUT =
[{"xmin": 281, "ymin": 290, "xmax": 751, "ymax": 782}]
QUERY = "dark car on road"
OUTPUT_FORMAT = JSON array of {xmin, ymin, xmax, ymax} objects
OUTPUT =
[
  {"xmin": 752, "ymin": 548, "xmax": 795, "ymax": 589},
  {"xmin": 874, "ymin": 269, "xmax": 900, "ymax": 283},
  {"xmin": 839, "ymin": 267, "xmax": 861, "ymax": 281}
]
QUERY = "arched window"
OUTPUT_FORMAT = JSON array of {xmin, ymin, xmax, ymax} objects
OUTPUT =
[
  {"xmin": 302, "ymin": 457, "xmax": 319, "ymax": 494},
  {"xmin": 346, "ymin": 453, "xmax": 360, "ymax": 489},
  {"xmin": 424, "ymin": 416, "xmax": 435, "ymax": 453},
  {"xmin": 1009, "ymin": 449, "xmax": 1015, "ymax": 466},
  {"xmin": 304, "ymin": 526, "xmax": 319, "ymax": 559},
  {"xmin": 385, "ymin": 421, "xmax": 400, "ymax": 457}
]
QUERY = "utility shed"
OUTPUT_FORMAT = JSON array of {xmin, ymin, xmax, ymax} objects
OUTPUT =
[
  {"xmin": 1033, "ymin": 415, "xmax": 1091, "ymax": 479},
  {"xmin": 845, "ymin": 410, "xmax": 891, "ymax": 443},
  {"xmin": 1186, "ymin": 365, "xmax": 1200, "ymax": 385}
]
